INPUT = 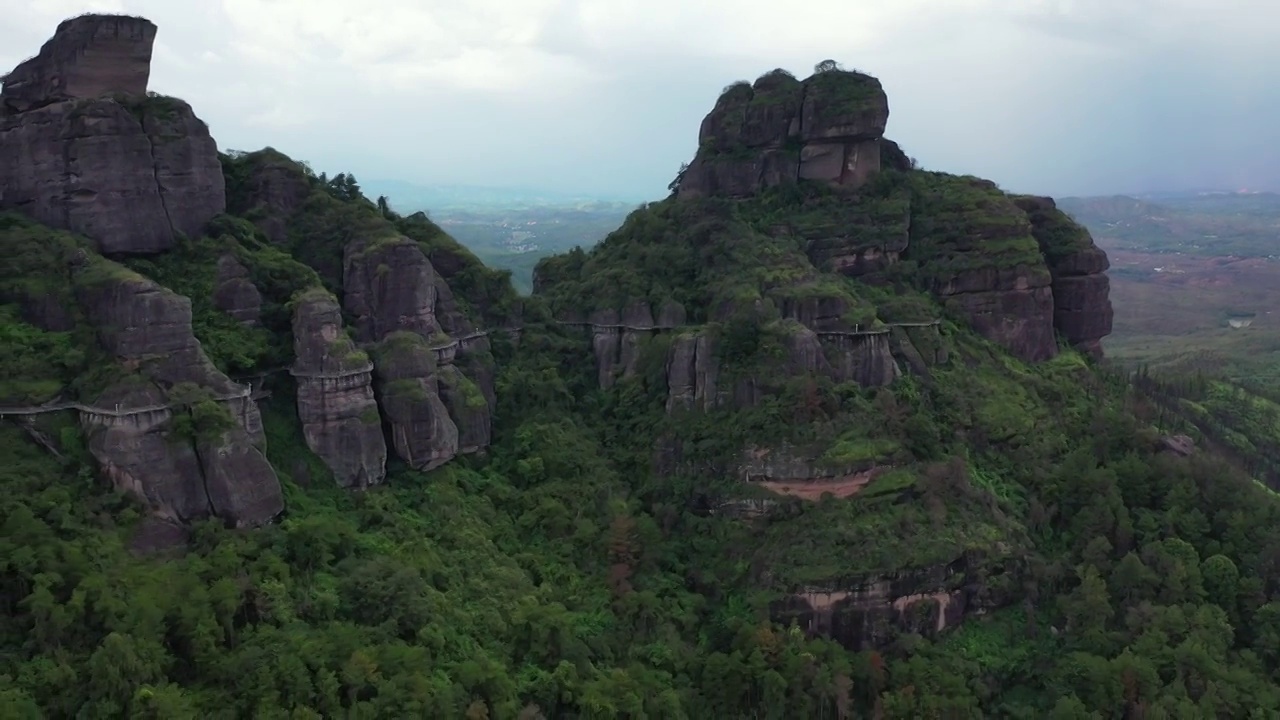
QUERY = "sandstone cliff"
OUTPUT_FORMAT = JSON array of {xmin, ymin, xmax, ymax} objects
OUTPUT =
[
  {"xmin": 291, "ymin": 289, "xmax": 387, "ymax": 488},
  {"xmin": 212, "ymin": 254, "xmax": 262, "ymax": 326},
  {"xmin": 678, "ymin": 67, "xmax": 889, "ymax": 199},
  {"xmin": 74, "ymin": 258, "xmax": 282, "ymax": 526},
  {"xmin": 664, "ymin": 65, "xmax": 1113, "ymax": 363},
  {"xmin": 1014, "ymin": 196, "xmax": 1114, "ymax": 357},
  {"xmin": 1, "ymin": 14, "xmax": 155, "ymax": 115},
  {"xmin": 0, "ymin": 15, "xmax": 224, "ymax": 254},
  {"xmin": 344, "ymin": 236, "xmax": 494, "ymax": 467}
]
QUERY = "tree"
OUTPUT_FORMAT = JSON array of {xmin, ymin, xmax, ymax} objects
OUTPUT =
[
  {"xmin": 668, "ymin": 163, "xmax": 689, "ymax": 194},
  {"xmin": 814, "ymin": 59, "xmax": 842, "ymax": 73}
]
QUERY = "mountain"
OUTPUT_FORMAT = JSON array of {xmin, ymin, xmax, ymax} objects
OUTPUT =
[
  {"xmin": 359, "ymin": 178, "xmax": 643, "ymax": 213},
  {"xmin": 4, "ymin": 17, "xmax": 1280, "ymax": 718}
]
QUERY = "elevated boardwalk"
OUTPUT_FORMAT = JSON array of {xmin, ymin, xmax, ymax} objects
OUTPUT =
[
  {"xmin": 0, "ymin": 386, "xmax": 270, "ymax": 421},
  {"xmin": 554, "ymin": 319, "xmax": 941, "ymax": 337}
]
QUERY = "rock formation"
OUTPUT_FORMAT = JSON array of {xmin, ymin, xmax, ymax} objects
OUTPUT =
[
  {"xmin": 666, "ymin": 66, "xmax": 1114, "ymax": 364},
  {"xmin": 678, "ymin": 67, "xmax": 890, "ymax": 199},
  {"xmin": 222, "ymin": 148, "xmax": 313, "ymax": 244},
  {"xmin": 769, "ymin": 558, "xmax": 999, "ymax": 650},
  {"xmin": 212, "ymin": 254, "xmax": 262, "ymax": 326},
  {"xmin": 0, "ymin": 14, "xmax": 224, "ymax": 254},
  {"xmin": 1, "ymin": 15, "xmax": 155, "ymax": 114},
  {"xmin": 291, "ymin": 289, "xmax": 387, "ymax": 488},
  {"xmin": 344, "ymin": 236, "xmax": 494, "ymax": 467},
  {"xmin": 75, "ymin": 260, "xmax": 282, "ymax": 527},
  {"xmin": 1014, "ymin": 196, "xmax": 1114, "ymax": 358},
  {"xmin": 579, "ymin": 298, "xmax": 923, "ymax": 400}
]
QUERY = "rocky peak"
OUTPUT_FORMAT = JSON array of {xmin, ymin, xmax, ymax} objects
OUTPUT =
[
  {"xmin": 0, "ymin": 16, "xmax": 224, "ymax": 254},
  {"xmin": 1, "ymin": 14, "xmax": 156, "ymax": 115},
  {"xmin": 678, "ymin": 65, "xmax": 890, "ymax": 199}
]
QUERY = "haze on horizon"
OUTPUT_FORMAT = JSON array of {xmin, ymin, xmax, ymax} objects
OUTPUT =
[{"xmin": 5, "ymin": 0, "xmax": 1278, "ymax": 203}]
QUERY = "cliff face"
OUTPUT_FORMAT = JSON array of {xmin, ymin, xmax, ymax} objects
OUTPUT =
[
  {"xmin": 1014, "ymin": 196, "xmax": 1114, "ymax": 357},
  {"xmin": 666, "ymin": 68, "xmax": 1113, "ymax": 365},
  {"xmin": 1, "ymin": 15, "xmax": 155, "ymax": 115},
  {"xmin": 212, "ymin": 254, "xmax": 262, "ymax": 326},
  {"xmin": 75, "ymin": 262, "xmax": 282, "ymax": 527},
  {"xmin": 291, "ymin": 290, "xmax": 387, "ymax": 488},
  {"xmin": 344, "ymin": 237, "xmax": 494, "ymax": 467},
  {"xmin": 678, "ymin": 68, "xmax": 890, "ymax": 200},
  {"xmin": 0, "ymin": 16, "xmax": 224, "ymax": 254}
]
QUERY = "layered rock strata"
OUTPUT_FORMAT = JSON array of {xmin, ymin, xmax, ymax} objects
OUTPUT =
[
  {"xmin": 678, "ymin": 67, "xmax": 891, "ymax": 199},
  {"xmin": 344, "ymin": 236, "xmax": 494, "ymax": 467},
  {"xmin": 1014, "ymin": 196, "xmax": 1114, "ymax": 358},
  {"xmin": 291, "ymin": 290, "xmax": 387, "ymax": 487},
  {"xmin": 76, "ymin": 263, "xmax": 282, "ymax": 527},
  {"xmin": 0, "ymin": 15, "xmax": 224, "ymax": 254}
]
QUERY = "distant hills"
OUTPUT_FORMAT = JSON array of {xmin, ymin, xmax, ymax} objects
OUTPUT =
[
  {"xmin": 1059, "ymin": 190, "xmax": 1280, "ymax": 258},
  {"xmin": 361, "ymin": 178, "xmax": 644, "ymax": 214}
]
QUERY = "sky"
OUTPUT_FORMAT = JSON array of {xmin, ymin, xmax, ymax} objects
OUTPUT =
[{"xmin": 4, "ymin": 0, "xmax": 1280, "ymax": 201}]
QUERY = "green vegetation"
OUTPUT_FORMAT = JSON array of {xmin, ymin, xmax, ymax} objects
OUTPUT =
[
  {"xmin": 123, "ymin": 221, "xmax": 321, "ymax": 374},
  {"xmin": 803, "ymin": 66, "xmax": 884, "ymax": 116},
  {"xmin": 906, "ymin": 173, "xmax": 1049, "ymax": 284},
  {"xmin": 11, "ymin": 139, "xmax": 1280, "ymax": 718}
]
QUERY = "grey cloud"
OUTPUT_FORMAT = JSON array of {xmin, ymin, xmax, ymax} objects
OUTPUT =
[{"xmin": 2, "ymin": 0, "xmax": 1278, "ymax": 200}]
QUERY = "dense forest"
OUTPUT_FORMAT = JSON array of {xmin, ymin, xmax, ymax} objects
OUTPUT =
[{"xmin": 4, "ymin": 144, "xmax": 1280, "ymax": 719}]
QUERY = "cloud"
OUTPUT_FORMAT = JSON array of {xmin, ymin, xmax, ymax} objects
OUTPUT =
[{"xmin": 2, "ymin": 0, "xmax": 1279, "ymax": 199}]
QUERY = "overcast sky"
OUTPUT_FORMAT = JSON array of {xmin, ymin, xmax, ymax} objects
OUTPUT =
[{"xmin": 5, "ymin": 0, "xmax": 1279, "ymax": 201}]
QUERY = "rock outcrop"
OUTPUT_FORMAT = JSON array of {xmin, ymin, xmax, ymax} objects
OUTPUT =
[
  {"xmin": 75, "ymin": 261, "xmax": 282, "ymax": 526},
  {"xmin": 344, "ymin": 236, "xmax": 494, "ymax": 468},
  {"xmin": 223, "ymin": 148, "xmax": 313, "ymax": 244},
  {"xmin": 769, "ymin": 558, "xmax": 996, "ymax": 650},
  {"xmin": 666, "ymin": 66, "xmax": 1113, "ymax": 364},
  {"xmin": 1015, "ymin": 196, "xmax": 1114, "ymax": 358},
  {"xmin": 579, "ymin": 298, "xmax": 917, "ymax": 400},
  {"xmin": 678, "ymin": 67, "xmax": 890, "ymax": 200},
  {"xmin": 212, "ymin": 254, "xmax": 262, "ymax": 326},
  {"xmin": 1, "ymin": 15, "xmax": 155, "ymax": 115},
  {"xmin": 291, "ymin": 290, "xmax": 387, "ymax": 488},
  {"xmin": 910, "ymin": 176, "xmax": 1059, "ymax": 362},
  {"xmin": 0, "ymin": 15, "xmax": 224, "ymax": 254},
  {"xmin": 372, "ymin": 332, "xmax": 459, "ymax": 470}
]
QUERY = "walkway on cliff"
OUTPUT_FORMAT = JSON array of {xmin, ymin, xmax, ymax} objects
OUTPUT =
[
  {"xmin": 554, "ymin": 319, "xmax": 941, "ymax": 336},
  {"xmin": 0, "ymin": 386, "xmax": 271, "ymax": 420},
  {"xmin": 0, "ymin": 327, "xmax": 515, "ymax": 418}
]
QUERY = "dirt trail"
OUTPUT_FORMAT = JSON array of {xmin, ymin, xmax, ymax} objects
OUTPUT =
[{"xmin": 755, "ymin": 467, "xmax": 883, "ymax": 500}]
